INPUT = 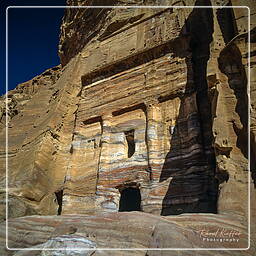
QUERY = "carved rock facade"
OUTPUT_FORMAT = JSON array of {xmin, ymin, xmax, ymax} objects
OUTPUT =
[{"xmin": 0, "ymin": 0, "xmax": 255, "ymax": 253}]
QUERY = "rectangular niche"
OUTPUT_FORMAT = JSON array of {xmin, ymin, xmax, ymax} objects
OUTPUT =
[
  {"xmin": 110, "ymin": 108, "xmax": 147, "ymax": 161},
  {"xmin": 124, "ymin": 129, "xmax": 135, "ymax": 158}
]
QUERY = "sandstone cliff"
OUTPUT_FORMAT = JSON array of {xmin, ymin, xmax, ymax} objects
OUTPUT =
[{"xmin": 0, "ymin": 0, "xmax": 255, "ymax": 255}]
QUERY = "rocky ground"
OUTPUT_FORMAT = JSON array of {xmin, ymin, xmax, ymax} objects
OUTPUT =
[{"xmin": 0, "ymin": 212, "xmax": 254, "ymax": 256}]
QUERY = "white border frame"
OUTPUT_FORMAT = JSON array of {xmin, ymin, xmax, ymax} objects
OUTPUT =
[{"xmin": 5, "ymin": 5, "xmax": 251, "ymax": 251}]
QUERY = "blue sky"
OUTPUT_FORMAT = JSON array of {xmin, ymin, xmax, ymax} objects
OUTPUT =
[{"xmin": 1, "ymin": 0, "xmax": 66, "ymax": 96}]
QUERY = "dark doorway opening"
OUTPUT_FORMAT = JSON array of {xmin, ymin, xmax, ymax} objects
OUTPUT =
[
  {"xmin": 55, "ymin": 190, "xmax": 63, "ymax": 215},
  {"xmin": 125, "ymin": 129, "xmax": 135, "ymax": 158},
  {"xmin": 119, "ymin": 187, "xmax": 141, "ymax": 212}
]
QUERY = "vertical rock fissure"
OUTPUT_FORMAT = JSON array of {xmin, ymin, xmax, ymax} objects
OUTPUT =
[
  {"xmin": 96, "ymin": 118, "xmax": 103, "ymax": 191},
  {"xmin": 144, "ymin": 106, "xmax": 153, "ymax": 181},
  {"xmin": 55, "ymin": 190, "xmax": 63, "ymax": 215}
]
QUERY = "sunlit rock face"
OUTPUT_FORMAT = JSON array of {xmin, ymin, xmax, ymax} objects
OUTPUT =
[
  {"xmin": 57, "ymin": 0, "xmax": 255, "ymax": 218},
  {"xmin": 0, "ymin": 0, "xmax": 255, "ymax": 254},
  {"xmin": 59, "ymin": 0, "xmax": 218, "ymax": 216}
]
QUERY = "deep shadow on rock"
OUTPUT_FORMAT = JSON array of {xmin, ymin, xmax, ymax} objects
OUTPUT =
[{"xmin": 160, "ymin": 0, "xmax": 219, "ymax": 216}]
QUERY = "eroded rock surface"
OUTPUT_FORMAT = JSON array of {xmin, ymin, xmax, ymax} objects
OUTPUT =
[
  {"xmin": 0, "ymin": 0, "xmax": 255, "ymax": 254},
  {"xmin": 0, "ymin": 212, "xmax": 254, "ymax": 255}
]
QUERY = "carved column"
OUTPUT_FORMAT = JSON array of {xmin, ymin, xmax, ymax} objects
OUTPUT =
[
  {"xmin": 95, "ymin": 114, "xmax": 119, "ymax": 213},
  {"xmin": 145, "ymin": 100, "xmax": 163, "ymax": 182}
]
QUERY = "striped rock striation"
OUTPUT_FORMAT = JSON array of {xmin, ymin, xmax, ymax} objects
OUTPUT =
[
  {"xmin": 0, "ymin": 212, "xmax": 254, "ymax": 255},
  {"xmin": 0, "ymin": 0, "xmax": 255, "ymax": 254}
]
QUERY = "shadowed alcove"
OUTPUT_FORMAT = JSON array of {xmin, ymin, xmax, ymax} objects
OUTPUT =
[
  {"xmin": 125, "ymin": 129, "xmax": 135, "ymax": 158},
  {"xmin": 119, "ymin": 187, "xmax": 141, "ymax": 212},
  {"xmin": 55, "ymin": 190, "xmax": 63, "ymax": 215}
]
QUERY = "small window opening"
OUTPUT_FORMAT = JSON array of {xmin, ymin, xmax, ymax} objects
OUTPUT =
[
  {"xmin": 119, "ymin": 187, "xmax": 141, "ymax": 212},
  {"xmin": 55, "ymin": 190, "xmax": 63, "ymax": 215},
  {"xmin": 86, "ymin": 138, "xmax": 96, "ymax": 149},
  {"xmin": 125, "ymin": 130, "xmax": 135, "ymax": 158}
]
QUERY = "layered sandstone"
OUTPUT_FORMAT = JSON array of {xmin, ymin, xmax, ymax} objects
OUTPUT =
[
  {"xmin": 0, "ymin": 0, "xmax": 255, "ymax": 254},
  {"xmin": 0, "ymin": 212, "xmax": 254, "ymax": 256}
]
